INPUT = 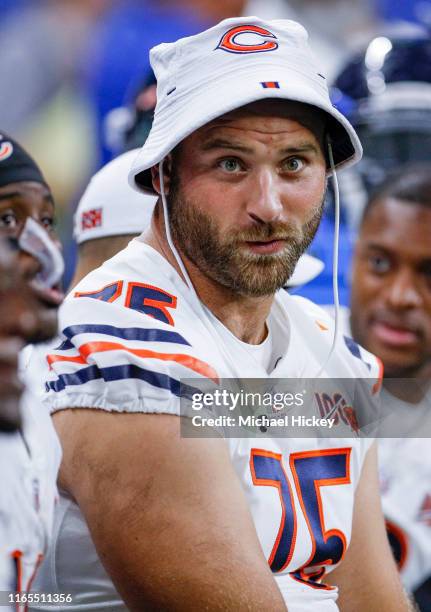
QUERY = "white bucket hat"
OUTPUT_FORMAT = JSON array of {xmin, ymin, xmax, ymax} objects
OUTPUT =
[
  {"xmin": 74, "ymin": 149, "xmax": 157, "ymax": 244},
  {"xmin": 129, "ymin": 16, "xmax": 362, "ymax": 194}
]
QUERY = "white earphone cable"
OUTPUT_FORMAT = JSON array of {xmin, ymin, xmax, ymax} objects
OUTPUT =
[{"xmin": 314, "ymin": 137, "xmax": 341, "ymax": 378}]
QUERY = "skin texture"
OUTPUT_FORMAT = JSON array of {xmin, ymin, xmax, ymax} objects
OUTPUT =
[
  {"xmin": 0, "ymin": 238, "xmax": 59, "ymax": 430},
  {"xmin": 55, "ymin": 101, "xmax": 408, "ymax": 610},
  {"xmin": 350, "ymin": 198, "xmax": 431, "ymax": 380},
  {"xmin": 0, "ymin": 179, "xmax": 63, "ymax": 429},
  {"xmin": 0, "ymin": 180, "xmax": 62, "ymax": 343},
  {"xmin": 69, "ymin": 233, "xmax": 138, "ymax": 290},
  {"xmin": 0, "ymin": 181, "xmax": 56, "ymax": 241}
]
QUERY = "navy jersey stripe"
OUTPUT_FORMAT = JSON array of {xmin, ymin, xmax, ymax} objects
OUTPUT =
[
  {"xmin": 46, "ymin": 363, "xmax": 199, "ymax": 398},
  {"xmin": 59, "ymin": 324, "xmax": 190, "ymax": 347},
  {"xmin": 46, "ymin": 365, "xmax": 100, "ymax": 391},
  {"xmin": 344, "ymin": 336, "xmax": 371, "ymax": 371},
  {"xmin": 54, "ymin": 339, "xmax": 74, "ymax": 351}
]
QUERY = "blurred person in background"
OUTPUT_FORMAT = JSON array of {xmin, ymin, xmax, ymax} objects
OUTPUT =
[
  {"xmin": 0, "ymin": 0, "xmax": 112, "ymax": 137},
  {"xmin": 70, "ymin": 148, "xmax": 157, "ymax": 290},
  {"xmin": 0, "ymin": 0, "xmax": 115, "ymax": 289},
  {"xmin": 0, "ymin": 133, "xmax": 63, "ymax": 602},
  {"xmin": 0, "ymin": 241, "xmax": 47, "ymax": 434},
  {"xmin": 329, "ymin": 164, "xmax": 431, "ymax": 610},
  {"xmin": 375, "ymin": 0, "xmax": 431, "ymax": 27},
  {"xmin": 296, "ymin": 24, "xmax": 431, "ymax": 306},
  {"xmin": 88, "ymin": 0, "xmax": 247, "ymax": 165},
  {"xmin": 331, "ymin": 25, "xmax": 431, "ymax": 229}
]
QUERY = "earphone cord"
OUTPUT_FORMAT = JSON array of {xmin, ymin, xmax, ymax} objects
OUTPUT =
[{"xmin": 314, "ymin": 137, "xmax": 341, "ymax": 378}]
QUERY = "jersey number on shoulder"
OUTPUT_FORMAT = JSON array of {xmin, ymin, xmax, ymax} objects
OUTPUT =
[
  {"xmin": 250, "ymin": 447, "xmax": 351, "ymax": 585},
  {"xmin": 75, "ymin": 281, "xmax": 177, "ymax": 326}
]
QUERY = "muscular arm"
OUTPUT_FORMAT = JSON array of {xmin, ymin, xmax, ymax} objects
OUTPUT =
[
  {"xmin": 329, "ymin": 442, "xmax": 412, "ymax": 611},
  {"xmin": 54, "ymin": 409, "xmax": 286, "ymax": 611}
]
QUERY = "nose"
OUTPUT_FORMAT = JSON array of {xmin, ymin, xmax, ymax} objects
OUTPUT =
[
  {"xmin": 386, "ymin": 268, "xmax": 423, "ymax": 310},
  {"xmin": 246, "ymin": 167, "xmax": 283, "ymax": 224},
  {"xmin": 18, "ymin": 251, "xmax": 42, "ymax": 283}
]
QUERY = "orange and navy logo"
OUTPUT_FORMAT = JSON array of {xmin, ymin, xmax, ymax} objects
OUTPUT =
[
  {"xmin": 216, "ymin": 24, "xmax": 278, "ymax": 54},
  {"xmin": 0, "ymin": 136, "xmax": 13, "ymax": 162}
]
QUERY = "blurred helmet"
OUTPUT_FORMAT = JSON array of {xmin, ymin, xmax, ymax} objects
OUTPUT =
[
  {"xmin": 104, "ymin": 71, "xmax": 157, "ymax": 157},
  {"xmin": 331, "ymin": 24, "xmax": 431, "ymax": 226}
]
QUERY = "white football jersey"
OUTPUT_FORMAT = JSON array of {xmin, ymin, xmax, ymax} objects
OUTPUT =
[
  {"xmin": 0, "ymin": 385, "xmax": 61, "ymax": 611},
  {"xmin": 35, "ymin": 239, "xmax": 381, "ymax": 611},
  {"xmin": 325, "ymin": 305, "xmax": 431, "ymax": 592},
  {"xmin": 379, "ymin": 427, "xmax": 431, "ymax": 591}
]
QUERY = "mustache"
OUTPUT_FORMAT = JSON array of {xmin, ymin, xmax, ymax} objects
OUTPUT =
[
  {"xmin": 227, "ymin": 204, "xmax": 324, "ymax": 244},
  {"xmin": 229, "ymin": 215, "xmax": 322, "ymax": 244},
  {"xmin": 227, "ymin": 222, "xmax": 301, "ymax": 243}
]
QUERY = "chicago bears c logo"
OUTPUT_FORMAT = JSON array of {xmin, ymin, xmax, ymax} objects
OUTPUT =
[{"xmin": 216, "ymin": 25, "xmax": 278, "ymax": 54}]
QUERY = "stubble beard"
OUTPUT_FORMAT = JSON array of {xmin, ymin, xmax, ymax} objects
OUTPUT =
[{"xmin": 167, "ymin": 175, "xmax": 324, "ymax": 297}]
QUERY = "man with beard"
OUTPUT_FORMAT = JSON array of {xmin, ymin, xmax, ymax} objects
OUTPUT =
[
  {"xmin": 40, "ymin": 17, "xmax": 408, "ymax": 611},
  {"xmin": 0, "ymin": 134, "xmax": 63, "ymax": 603},
  {"xmin": 348, "ymin": 164, "xmax": 431, "ymax": 606}
]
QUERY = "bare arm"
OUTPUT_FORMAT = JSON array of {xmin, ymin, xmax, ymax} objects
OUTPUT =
[
  {"xmin": 54, "ymin": 409, "xmax": 286, "ymax": 611},
  {"xmin": 329, "ymin": 442, "xmax": 412, "ymax": 611}
]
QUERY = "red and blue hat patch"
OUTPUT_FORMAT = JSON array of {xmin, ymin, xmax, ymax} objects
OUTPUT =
[{"xmin": 260, "ymin": 81, "xmax": 280, "ymax": 89}]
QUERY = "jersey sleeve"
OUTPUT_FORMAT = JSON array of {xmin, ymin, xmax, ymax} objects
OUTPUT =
[{"xmin": 43, "ymin": 296, "xmax": 219, "ymax": 416}]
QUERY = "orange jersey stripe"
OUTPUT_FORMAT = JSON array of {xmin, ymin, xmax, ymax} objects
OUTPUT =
[
  {"xmin": 372, "ymin": 357, "xmax": 384, "ymax": 395},
  {"xmin": 48, "ymin": 341, "xmax": 219, "ymax": 383}
]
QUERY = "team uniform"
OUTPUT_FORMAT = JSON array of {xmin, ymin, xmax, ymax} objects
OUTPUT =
[
  {"xmin": 34, "ymin": 239, "xmax": 381, "ymax": 610},
  {"xmin": 326, "ymin": 305, "xmax": 431, "ymax": 593},
  {"xmin": 0, "ymin": 385, "xmax": 61, "ymax": 611},
  {"xmin": 380, "ymin": 435, "xmax": 431, "ymax": 592},
  {"xmin": 0, "ymin": 131, "xmax": 63, "ymax": 611}
]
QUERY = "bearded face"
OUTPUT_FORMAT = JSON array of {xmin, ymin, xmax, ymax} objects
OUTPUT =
[{"xmin": 167, "ymin": 169, "xmax": 324, "ymax": 297}]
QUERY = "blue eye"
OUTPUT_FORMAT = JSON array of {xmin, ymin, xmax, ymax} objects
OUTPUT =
[
  {"xmin": 282, "ymin": 157, "xmax": 305, "ymax": 173},
  {"xmin": 219, "ymin": 158, "xmax": 241, "ymax": 172}
]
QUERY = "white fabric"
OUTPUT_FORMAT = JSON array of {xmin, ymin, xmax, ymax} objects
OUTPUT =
[
  {"xmin": 0, "ymin": 386, "xmax": 61, "ymax": 609},
  {"xmin": 129, "ymin": 16, "xmax": 363, "ymax": 194},
  {"xmin": 324, "ymin": 304, "xmax": 431, "ymax": 591},
  {"xmin": 206, "ymin": 309, "xmax": 277, "ymax": 374},
  {"xmin": 74, "ymin": 149, "xmax": 157, "ymax": 244},
  {"xmin": 33, "ymin": 239, "xmax": 381, "ymax": 610}
]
